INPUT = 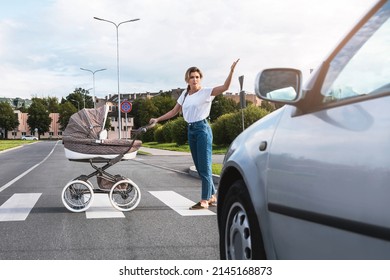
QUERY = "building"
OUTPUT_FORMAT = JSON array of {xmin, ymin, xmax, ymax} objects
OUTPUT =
[
  {"xmin": 224, "ymin": 92, "xmax": 263, "ymax": 107},
  {"xmin": 5, "ymin": 110, "xmax": 62, "ymax": 140},
  {"xmin": 0, "ymin": 97, "xmax": 32, "ymax": 109}
]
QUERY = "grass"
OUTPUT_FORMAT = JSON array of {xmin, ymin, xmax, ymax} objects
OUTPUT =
[
  {"xmin": 0, "ymin": 139, "xmax": 225, "ymax": 175},
  {"xmin": 0, "ymin": 140, "xmax": 35, "ymax": 152},
  {"xmin": 142, "ymin": 142, "xmax": 226, "ymax": 175},
  {"xmin": 212, "ymin": 163, "xmax": 223, "ymax": 175},
  {"xmin": 142, "ymin": 142, "xmax": 228, "ymax": 154}
]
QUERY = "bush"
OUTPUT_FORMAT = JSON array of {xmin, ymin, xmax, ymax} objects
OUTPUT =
[
  {"xmin": 141, "ymin": 126, "xmax": 155, "ymax": 142},
  {"xmin": 211, "ymin": 113, "xmax": 235, "ymax": 145},
  {"xmin": 153, "ymin": 124, "xmax": 164, "ymax": 143},
  {"xmin": 212, "ymin": 105, "xmax": 270, "ymax": 145},
  {"xmin": 170, "ymin": 117, "xmax": 188, "ymax": 145},
  {"xmin": 243, "ymin": 105, "xmax": 270, "ymax": 128},
  {"xmin": 150, "ymin": 117, "xmax": 188, "ymax": 145},
  {"xmin": 162, "ymin": 121, "xmax": 175, "ymax": 143}
]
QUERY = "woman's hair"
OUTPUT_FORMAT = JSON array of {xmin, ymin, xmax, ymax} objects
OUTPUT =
[{"xmin": 184, "ymin": 66, "xmax": 203, "ymax": 91}]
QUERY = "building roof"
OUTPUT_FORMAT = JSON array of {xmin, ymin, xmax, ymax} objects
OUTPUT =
[{"xmin": 0, "ymin": 97, "xmax": 32, "ymax": 109}]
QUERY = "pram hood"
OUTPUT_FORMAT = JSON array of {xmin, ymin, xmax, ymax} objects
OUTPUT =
[
  {"xmin": 63, "ymin": 105, "xmax": 141, "ymax": 160},
  {"xmin": 63, "ymin": 105, "xmax": 108, "ymax": 141}
]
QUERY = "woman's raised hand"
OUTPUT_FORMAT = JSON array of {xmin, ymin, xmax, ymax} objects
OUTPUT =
[{"xmin": 231, "ymin": 59, "xmax": 240, "ymax": 72}]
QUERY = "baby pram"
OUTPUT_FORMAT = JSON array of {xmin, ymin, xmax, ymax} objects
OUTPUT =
[{"xmin": 62, "ymin": 105, "xmax": 149, "ymax": 213}]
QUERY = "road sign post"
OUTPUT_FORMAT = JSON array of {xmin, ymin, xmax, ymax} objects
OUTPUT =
[
  {"xmin": 238, "ymin": 76, "xmax": 245, "ymax": 132},
  {"xmin": 120, "ymin": 100, "xmax": 132, "ymax": 140}
]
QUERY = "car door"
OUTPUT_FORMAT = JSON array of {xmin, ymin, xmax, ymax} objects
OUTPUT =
[{"xmin": 265, "ymin": 2, "xmax": 390, "ymax": 259}]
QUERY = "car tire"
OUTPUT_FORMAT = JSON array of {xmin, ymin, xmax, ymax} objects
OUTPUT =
[{"xmin": 220, "ymin": 179, "xmax": 266, "ymax": 260}]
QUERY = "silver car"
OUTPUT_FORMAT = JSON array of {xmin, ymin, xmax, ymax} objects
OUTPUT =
[
  {"xmin": 21, "ymin": 135, "xmax": 38, "ymax": 140},
  {"xmin": 218, "ymin": 0, "xmax": 390, "ymax": 259}
]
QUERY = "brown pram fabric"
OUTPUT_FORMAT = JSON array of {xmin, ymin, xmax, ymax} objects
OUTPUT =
[{"xmin": 63, "ymin": 106, "xmax": 141, "ymax": 157}]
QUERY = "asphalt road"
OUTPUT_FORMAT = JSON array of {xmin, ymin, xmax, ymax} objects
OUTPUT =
[{"xmin": 0, "ymin": 141, "xmax": 222, "ymax": 260}]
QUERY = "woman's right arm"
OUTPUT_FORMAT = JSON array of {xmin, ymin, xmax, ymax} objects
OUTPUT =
[{"xmin": 149, "ymin": 103, "xmax": 182, "ymax": 125}]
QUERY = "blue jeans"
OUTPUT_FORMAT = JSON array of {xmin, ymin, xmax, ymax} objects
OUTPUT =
[{"xmin": 187, "ymin": 119, "xmax": 216, "ymax": 201}]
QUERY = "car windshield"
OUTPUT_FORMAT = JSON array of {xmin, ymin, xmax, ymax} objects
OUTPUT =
[{"xmin": 321, "ymin": 2, "xmax": 390, "ymax": 102}]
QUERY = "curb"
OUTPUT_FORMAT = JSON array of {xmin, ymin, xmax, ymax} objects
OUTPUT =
[{"xmin": 189, "ymin": 166, "xmax": 220, "ymax": 184}]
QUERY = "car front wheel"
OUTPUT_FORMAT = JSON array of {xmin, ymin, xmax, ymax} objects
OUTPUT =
[{"xmin": 220, "ymin": 179, "xmax": 266, "ymax": 260}]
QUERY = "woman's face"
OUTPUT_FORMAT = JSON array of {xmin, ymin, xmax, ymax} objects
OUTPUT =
[{"xmin": 187, "ymin": 71, "xmax": 202, "ymax": 88}]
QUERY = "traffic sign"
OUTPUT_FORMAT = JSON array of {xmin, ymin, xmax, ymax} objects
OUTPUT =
[{"xmin": 120, "ymin": 100, "xmax": 132, "ymax": 113}]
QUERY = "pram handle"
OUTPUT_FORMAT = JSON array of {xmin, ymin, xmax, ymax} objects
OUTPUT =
[
  {"xmin": 108, "ymin": 123, "xmax": 155, "ymax": 165},
  {"xmin": 132, "ymin": 123, "xmax": 156, "ymax": 135}
]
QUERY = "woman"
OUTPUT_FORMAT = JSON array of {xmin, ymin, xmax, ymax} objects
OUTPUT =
[{"xmin": 149, "ymin": 59, "xmax": 240, "ymax": 210}]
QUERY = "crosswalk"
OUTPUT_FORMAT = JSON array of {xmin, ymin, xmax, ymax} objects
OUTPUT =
[
  {"xmin": 85, "ymin": 194, "xmax": 126, "ymax": 219},
  {"xmin": 0, "ymin": 193, "xmax": 41, "ymax": 222},
  {"xmin": 150, "ymin": 191, "xmax": 216, "ymax": 216},
  {"xmin": 0, "ymin": 191, "xmax": 216, "ymax": 222}
]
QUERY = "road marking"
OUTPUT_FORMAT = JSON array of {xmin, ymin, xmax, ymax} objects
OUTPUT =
[
  {"xmin": 149, "ymin": 191, "xmax": 216, "ymax": 216},
  {"xmin": 0, "ymin": 141, "xmax": 59, "ymax": 193},
  {"xmin": 86, "ymin": 194, "xmax": 125, "ymax": 219},
  {"xmin": 0, "ymin": 191, "xmax": 216, "ymax": 221},
  {"xmin": 0, "ymin": 193, "xmax": 41, "ymax": 222}
]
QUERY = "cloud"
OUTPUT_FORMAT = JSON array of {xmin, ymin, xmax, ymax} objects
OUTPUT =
[{"xmin": 0, "ymin": 0, "xmax": 375, "ymax": 100}]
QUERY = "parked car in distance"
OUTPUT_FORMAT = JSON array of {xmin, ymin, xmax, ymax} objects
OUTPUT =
[
  {"xmin": 218, "ymin": 0, "xmax": 390, "ymax": 259},
  {"xmin": 21, "ymin": 135, "xmax": 38, "ymax": 140}
]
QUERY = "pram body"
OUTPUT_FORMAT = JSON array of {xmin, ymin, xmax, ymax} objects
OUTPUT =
[{"xmin": 62, "ymin": 105, "xmax": 146, "ymax": 212}]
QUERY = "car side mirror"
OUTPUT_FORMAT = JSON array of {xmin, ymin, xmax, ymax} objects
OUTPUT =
[{"xmin": 255, "ymin": 68, "xmax": 302, "ymax": 103}]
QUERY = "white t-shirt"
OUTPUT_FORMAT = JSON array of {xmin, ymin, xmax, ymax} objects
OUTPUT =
[{"xmin": 177, "ymin": 88, "xmax": 215, "ymax": 123}]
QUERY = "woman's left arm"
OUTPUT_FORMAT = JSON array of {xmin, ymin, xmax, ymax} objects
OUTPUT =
[{"xmin": 211, "ymin": 59, "xmax": 240, "ymax": 96}]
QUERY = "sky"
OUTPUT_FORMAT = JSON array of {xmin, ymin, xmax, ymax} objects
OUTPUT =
[{"xmin": 0, "ymin": 0, "xmax": 376, "ymax": 101}]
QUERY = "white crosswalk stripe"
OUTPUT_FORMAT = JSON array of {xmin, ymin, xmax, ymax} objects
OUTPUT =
[
  {"xmin": 85, "ymin": 194, "xmax": 125, "ymax": 219},
  {"xmin": 149, "ymin": 191, "xmax": 216, "ymax": 216},
  {"xmin": 0, "ymin": 193, "xmax": 41, "ymax": 222}
]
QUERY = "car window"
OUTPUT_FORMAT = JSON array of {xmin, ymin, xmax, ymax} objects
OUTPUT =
[{"xmin": 321, "ymin": 3, "xmax": 390, "ymax": 103}]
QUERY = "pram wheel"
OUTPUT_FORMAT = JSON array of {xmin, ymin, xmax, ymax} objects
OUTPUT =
[
  {"xmin": 109, "ymin": 178, "xmax": 141, "ymax": 211},
  {"xmin": 62, "ymin": 180, "xmax": 94, "ymax": 212}
]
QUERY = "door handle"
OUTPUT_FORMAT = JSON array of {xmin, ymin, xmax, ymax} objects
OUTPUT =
[{"xmin": 259, "ymin": 141, "xmax": 267, "ymax": 151}]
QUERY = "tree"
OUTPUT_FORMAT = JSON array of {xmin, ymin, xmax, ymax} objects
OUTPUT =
[
  {"xmin": 45, "ymin": 97, "xmax": 60, "ymax": 113},
  {"xmin": 138, "ymin": 98, "xmax": 159, "ymax": 127},
  {"xmin": 153, "ymin": 95, "xmax": 177, "ymax": 117},
  {"xmin": 0, "ymin": 102, "xmax": 19, "ymax": 139},
  {"xmin": 130, "ymin": 98, "xmax": 143, "ymax": 128},
  {"xmin": 132, "ymin": 94, "xmax": 177, "ymax": 128},
  {"xmin": 210, "ymin": 95, "xmax": 240, "ymax": 122},
  {"xmin": 58, "ymin": 101, "xmax": 77, "ymax": 131},
  {"xmin": 63, "ymin": 88, "xmax": 93, "ymax": 110},
  {"xmin": 27, "ymin": 98, "xmax": 52, "ymax": 139}
]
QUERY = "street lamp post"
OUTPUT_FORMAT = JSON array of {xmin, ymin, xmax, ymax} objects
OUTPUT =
[
  {"xmin": 85, "ymin": 88, "xmax": 93, "ymax": 108},
  {"xmin": 94, "ymin": 16, "xmax": 140, "ymax": 139},
  {"xmin": 80, "ymin": 68, "xmax": 107, "ymax": 109},
  {"xmin": 71, "ymin": 99, "xmax": 80, "ymax": 111}
]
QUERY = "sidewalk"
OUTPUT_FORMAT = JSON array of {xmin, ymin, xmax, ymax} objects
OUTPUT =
[
  {"xmin": 138, "ymin": 147, "xmax": 191, "ymax": 156},
  {"xmin": 138, "ymin": 147, "xmax": 221, "ymax": 184}
]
